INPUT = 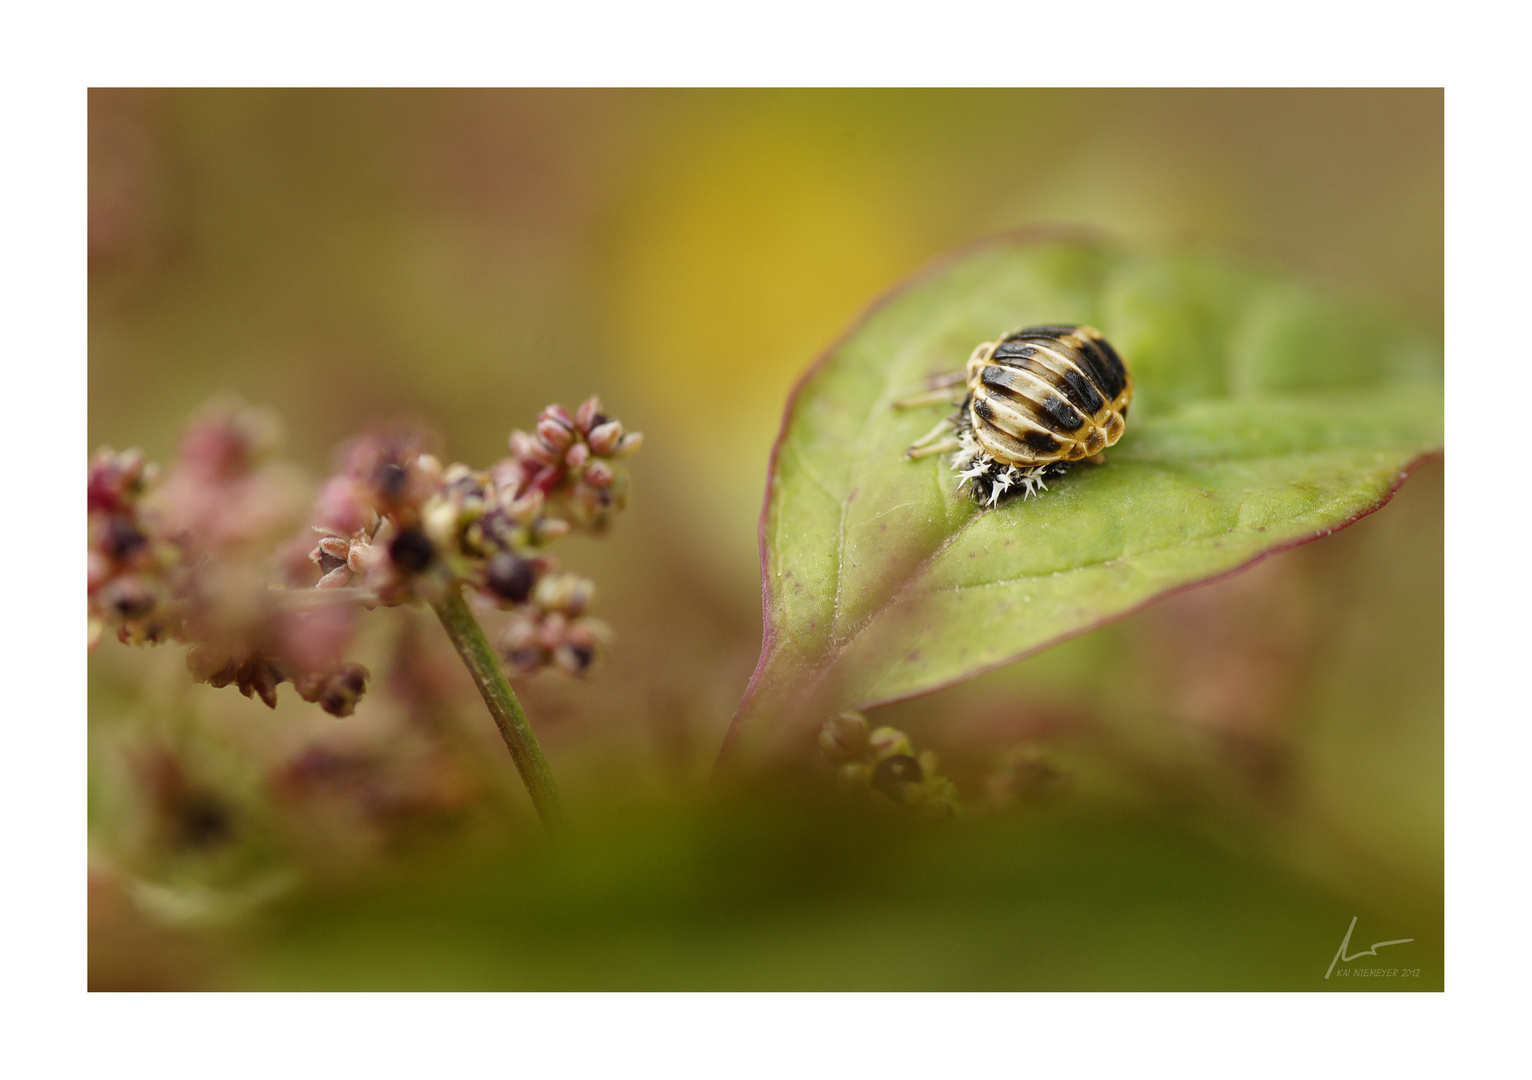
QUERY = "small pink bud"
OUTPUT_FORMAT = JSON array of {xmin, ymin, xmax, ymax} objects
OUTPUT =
[
  {"xmin": 536, "ymin": 417, "xmax": 575, "ymax": 453},
  {"xmin": 583, "ymin": 460, "xmax": 615, "ymax": 488},
  {"xmin": 574, "ymin": 396, "xmax": 604, "ymax": 434},
  {"xmin": 538, "ymin": 612, "xmax": 568, "ymax": 650},
  {"xmin": 587, "ymin": 420, "xmax": 624, "ymax": 456},
  {"xmin": 510, "ymin": 430, "xmax": 559, "ymax": 467},
  {"xmin": 613, "ymin": 432, "xmax": 643, "ymax": 458},
  {"xmin": 317, "ymin": 565, "xmax": 352, "ymax": 588},
  {"xmin": 539, "ymin": 403, "xmax": 575, "ymax": 430},
  {"xmin": 490, "ymin": 458, "xmax": 526, "ymax": 495},
  {"xmin": 509, "ymin": 429, "xmax": 536, "ymax": 458},
  {"xmin": 506, "ymin": 489, "xmax": 546, "ymax": 523},
  {"xmin": 316, "ymin": 535, "xmax": 351, "ymax": 562},
  {"xmin": 565, "ymin": 442, "xmax": 590, "ymax": 470}
]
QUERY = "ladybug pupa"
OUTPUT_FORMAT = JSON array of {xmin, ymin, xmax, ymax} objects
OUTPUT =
[{"xmin": 897, "ymin": 325, "xmax": 1133, "ymax": 506}]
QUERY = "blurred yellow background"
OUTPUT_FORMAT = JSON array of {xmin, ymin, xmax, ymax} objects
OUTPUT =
[{"xmin": 88, "ymin": 90, "xmax": 1442, "ymax": 989}]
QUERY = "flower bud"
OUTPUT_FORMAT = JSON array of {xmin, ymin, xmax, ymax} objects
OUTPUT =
[
  {"xmin": 819, "ymin": 711, "xmax": 869, "ymax": 763},
  {"xmin": 236, "ymin": 656, "xmax": 285, "ymax": 709},
  {"xmin": 587, "ymin": 420, "xmax": 625, "ymax": 456},
  {"xmin": 565, "ymin": 442, "xmax": 590, "ymax": 470},
  {"xmin": 868, "ymin": 726, "xmax": 913, "ymax": 762},
  {"xmin": 485, "ymin": 551, "xmax": 536, "ymax": 603},
  {"xmin": 388, "ymin": 529, "xmax": 435, "ymax": 574},
  {"xmin": 88, "ymin": 447, "xmax": 150, "ymax": 513},
  {"xmin": 574, "ymin": 396, "xmax": 605, "ymax": 434},
  {"xmin": 415, "ymin": 454, "xmax": 444, "ymax": 487},
  {"xmin": 315, "ymin": 535, "xmax": 351, "ymax": 565},
  {"xmin": 536, "ymin": 416, "xmax": 575, "ymax": 453},
  {"xmin": 511, "ymin": 429, "xmax": 559, "ymax": 467},
  {"xmin": 540, "ymin": 403, "xmax": 575, "ymax": 429},
  {"xmin": 553, "ymin": 642, "xmax": 596, "ymax": 677},
  {"xmin": 294, "ymin": 663, "xmax": 370, "ymax": 718},
  {"xmin": 490, "ymin": 458, "xmax": 526, "ymax": 497},
  {"xmin": 614, "ymin": 432, "xmax": 644, "ymax": 458},
  {"xmin": 565, "ymin": 619, "xmax": 604, "ymax": 650},
  {"xmin": 583, "ymin": 460, "xmax": 616, "ymax": 488},
  {"xmin": 500, "ymin": 615, "xmax": 539, "ymax": 652},
  {"xmin": 505, "ymin": 488, "xmax": 545, "ymax": 524},
  {"xmin": 535, "ymin": 572, "xmax": 595, "ymax": 615},
  {"xmin": 530, "ymin": 517, "xmax": 570, "ymax": 544},
  {"xmin": 421, "ymin": 497, "xmax": 460, "ymax": 548},
  {"xmin": 537, "ymin": 611, "xmax": 568, "ymax": 650}
]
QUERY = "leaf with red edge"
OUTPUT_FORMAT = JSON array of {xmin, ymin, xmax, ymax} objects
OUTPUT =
[{"xmin": 721, "ymin": 236, "xmax": 1443, "ymax": 767}]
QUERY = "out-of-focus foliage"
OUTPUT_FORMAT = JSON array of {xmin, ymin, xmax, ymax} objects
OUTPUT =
[
  {"xmin": 89, "ymin": 90, "xmax": 1442, "ymax": 991},
  {"xmin": 726, "ymin": 239, "xmax": 1442, "ymax": 763}
]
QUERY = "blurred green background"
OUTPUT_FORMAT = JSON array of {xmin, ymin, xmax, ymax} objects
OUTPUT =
[{"xmin": 88, "ymin": 89, "xmax": 1442, "ymax": 990}]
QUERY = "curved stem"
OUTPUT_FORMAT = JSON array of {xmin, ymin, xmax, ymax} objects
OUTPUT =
[{"xmin": 431, "ymin": 584, "xmax": 564, "ymax": 832}]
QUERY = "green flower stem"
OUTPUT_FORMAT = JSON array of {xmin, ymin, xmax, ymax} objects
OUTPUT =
[{"xmin": 431, "ymin": 583, "xmax": 564, "ymax": 832}]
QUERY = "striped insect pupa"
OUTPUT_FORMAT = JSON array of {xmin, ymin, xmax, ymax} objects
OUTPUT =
[{"xmin": 899, "ymin": 325, "xmax": 1133, "ymax": 506}]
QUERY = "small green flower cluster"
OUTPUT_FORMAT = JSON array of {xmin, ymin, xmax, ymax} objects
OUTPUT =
[{"xmin": 818, "ymin": 711, "xmax": 960, "ymax": 817}]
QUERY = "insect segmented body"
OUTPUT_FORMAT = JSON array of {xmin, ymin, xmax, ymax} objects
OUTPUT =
[{"xmin": 899, "ymin": 325, "xmax": 1133, "ymax": 506}]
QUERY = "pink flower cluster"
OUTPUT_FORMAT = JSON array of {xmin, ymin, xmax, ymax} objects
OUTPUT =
[
  {"xmin": 303, "ymin": 396, "xmax": 639, "ymax": 675},
  {"xmin": 88, "ymin": 402, "xmax": 369, "ymax": 715},
  {"xmin": 88, "ymin": 447, "xmax": 177, "ymax": 646},
  {"xmin": 90, "ymin": 395, "xmax": 642, "ymax": 718}
]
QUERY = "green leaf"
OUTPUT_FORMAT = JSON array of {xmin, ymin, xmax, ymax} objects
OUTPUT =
[{"xmin": 721, "ymin": 235, "xmax": 1443, "ymax": 766}]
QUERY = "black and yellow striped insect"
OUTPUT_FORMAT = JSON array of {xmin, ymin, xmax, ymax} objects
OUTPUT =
[{"xmin": 898, "ymin": 325, "xmax": 1133, "ymax": 505}]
